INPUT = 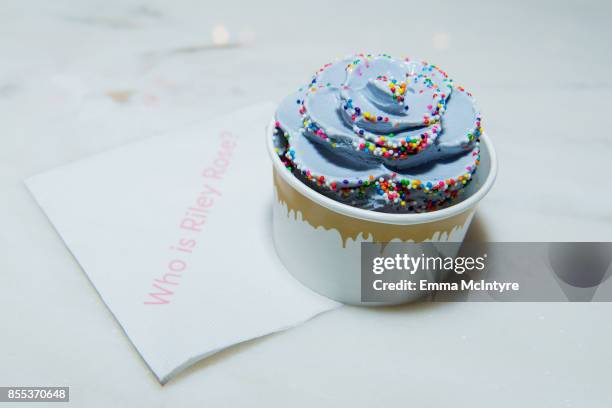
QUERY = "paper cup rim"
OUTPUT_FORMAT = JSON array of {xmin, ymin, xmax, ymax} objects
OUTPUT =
[{"xmin": 266, "ymin": 118, "xmax": 497, "ymax": 225}]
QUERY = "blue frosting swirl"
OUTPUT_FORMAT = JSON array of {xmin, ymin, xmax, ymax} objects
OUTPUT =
[{"xmin": 273, "ymin": 54, "xmax": 482, "ymax": 213}]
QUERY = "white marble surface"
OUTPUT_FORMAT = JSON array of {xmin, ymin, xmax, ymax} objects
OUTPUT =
[{"xmin": 1, "ymin": 0, "xmax": 611, "ymax": 406}]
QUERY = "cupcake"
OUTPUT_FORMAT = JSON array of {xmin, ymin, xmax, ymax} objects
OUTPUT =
[{"xmin": 267, "ymin": 54, "xmax": 497, "ymax": 304}]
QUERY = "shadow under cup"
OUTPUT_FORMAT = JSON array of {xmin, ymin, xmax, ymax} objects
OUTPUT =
[{"xmin": 267, "ymin": 120, "xmax": 498, "ymax": 305}]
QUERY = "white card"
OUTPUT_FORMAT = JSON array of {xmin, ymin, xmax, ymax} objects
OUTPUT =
[{"xmin": 25, "ymin": 103, "xmax": 339, "ymax": 384}]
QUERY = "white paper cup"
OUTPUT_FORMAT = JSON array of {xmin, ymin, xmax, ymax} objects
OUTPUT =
[{"xmin": 267, "ymin": 119, "xmax": 497, "ymax": 305}]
